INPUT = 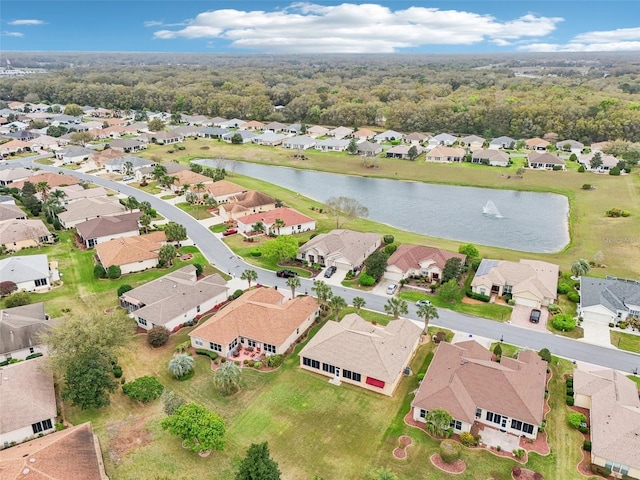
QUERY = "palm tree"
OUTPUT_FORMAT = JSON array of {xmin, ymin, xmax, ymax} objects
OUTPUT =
[
  {"xmin": 286, "ymin": 276, "xmax": 301, "ymax": 298},
  {"xmin": 159, "ymin": 244, "xmax": 177, "ymax": 267},
  {"xmin": 417, "ymin": 303, "xmax": 439, "ymax": 334},
  {"xmin": 571, "ymin": 258, "xmax": 590, "ymax": 278},
  {"xmin": 35, "ymin": 181, "xmax": 50, "ymax": 201},
  {"xmin": 181, "ymin": 183, "xmax": 191, "ymax": 196},
  {"xmin": 213, "ymin": 361, "xmax": 242, "ymax": 395},
  {"xmin": 123, "ymin": 160, "xmax": 134, "ymax": 176},
  {"xmin": 139, "ymin": 213, "xmax": 152, "ymax": 233},
  {"xmin": 49, "ymin": 188, "xmax": 66, "ymax": 204},
  {"xmin": 124, "ymin": 195, "xmax": 139, "ymax": 212},
  {"xmin": 168, "ymin": 353, "xmax": 195, "ymax": 379},
  {"xmin": 328, "ymin": 295, "xmax": 347, "ymax": 320},
  {"xmin": 311, "ymin": 280, "xmax": 332, "ymax": 308},
  {"xmin": 152, "ymin": 164, "xmax": 168, "ymax": 183},
  {"xmin": 273, "ymin": 218, "xmax": 286, "ymax": 236},
  {"xmin": 374, "ymin": 467, "xmax": 399, "ymax": 480},
  {"xmin": 194, "ymin": 182, "xmax": 205, "ymax": 193},
  {"xmin": 241, "ymin": 269, "xmax": 258, "ymax": 289},
  {"xmin": 352, "ymin": 296, "xmax": 366, "ymax": 313},
  {"xmin": 139, "ymin": 201, "xmax": 152, "ymax": 214},
  {"xmin": 384, "ymin": 297, "xmax": 408, "ymax": 319}
]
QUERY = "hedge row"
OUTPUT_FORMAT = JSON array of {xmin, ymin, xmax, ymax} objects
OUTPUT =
[
  {"xmin": 195, "ymin": 349, "xmax": 219, "ymax": 361},
  {"xmin": 466, "ymin": 290, "xmax": 491, "ymax": 302}
]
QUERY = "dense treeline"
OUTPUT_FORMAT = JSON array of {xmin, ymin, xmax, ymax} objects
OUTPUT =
[{"xmin": 1, "ymin": 52, "xmax": 639, "ymax": 142}]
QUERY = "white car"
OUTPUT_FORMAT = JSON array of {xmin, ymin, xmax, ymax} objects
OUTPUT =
[{"xmin": 386, "ymin": 284, "xmax": 398, "ymax": 295}]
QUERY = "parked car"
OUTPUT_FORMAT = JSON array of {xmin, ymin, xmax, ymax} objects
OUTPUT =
[
  {"xmin": 276, "ymin": 269, "xmax": 297, "ymax": 278},
  {"xmin": 529, "ymin": 308, "xmax": 541, "ymax": 323},
  {"xmin": 416, "ymin": 299, "xmax": 432, "ymax": 307},
  {"xmin": 222, "ymin": 228, "xmax": 238, "ymax": 236},
  {"xmin": 122, "ymin": 175, "xmax": 134, "ymax": 181},
  {"xmin": 386, "ymin": 284, "xmax": 398, "ymax": 295},
  {"xmin": 324, "ymin": 266, "xmax": 337, "ymax": 278}
]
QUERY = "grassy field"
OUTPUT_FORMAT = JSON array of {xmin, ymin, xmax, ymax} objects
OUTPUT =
[
  {"xmin": 137, "ymin": 138, "xmax": 640, "ymax": 280},
  {"xmin": 175, "ymin": 202, "xmax": 214, "ymax": 220},
  {"xmin": 610, "ymin": 330, "xmax": 640, "ymax": 352},
  {"xmin": 398, "ymin": 289, "xmax": 512, "ymax": 322}
]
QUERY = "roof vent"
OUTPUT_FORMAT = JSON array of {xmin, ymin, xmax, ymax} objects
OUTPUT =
[
  {"xmin": 29, "ymin": 458, "xmax": 36, "ymax": 463},
  {"xmin": 22, "ymin": 468, "xmax": 30, "ymax": 475}
]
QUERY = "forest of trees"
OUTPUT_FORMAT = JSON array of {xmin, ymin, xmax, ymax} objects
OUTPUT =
[{"xmin": 1, "ymin": 52, "xmax": 639, "ymax": 143}]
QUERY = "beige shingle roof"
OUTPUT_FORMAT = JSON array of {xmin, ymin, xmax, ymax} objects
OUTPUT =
[
  {"xmin": 203, "ymin": 180, "xmax": 247, "ymax": 198},
  {"xmin": 299, "ymin": 314, "xmax": 422, "ymax": 383},
  {"xmin": 237, "ymin": 207, "xmax": 314, "ymax": 228},
  {"xmin": 190, "ymin": 288, "xmax": 318, "ymax": 347},
  {"xmin": 0, "ymin": 219, "xmax": 50, "ymax": 246},
  {"xmin": 299, "ymin": 229, "xmax": 381, "ymax": 267},
  {"xmin": 412, "ymin": 341, "xmax": 547, "ymax": 425},
  {"xmin": 387, "ymin": 244, "xmax": 465, "ymax": 273},
  {"xmin": 11, "ymin": 172, "xmax": 80, "ymax": 190},
  {"xmin": 58, "ymin": 197, "xmax": 127, "ymax": 224},
  {"xmin": 172, "ymin": 170, "xmax": 212, "ymax": 187},
  {"xmin": 95, "ymin": 231, "xmax": 166, "ymax": 268}
]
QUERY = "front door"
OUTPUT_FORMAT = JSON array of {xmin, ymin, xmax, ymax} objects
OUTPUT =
[
  {"xmin": 501, "ymin": 418, "xmax": 507, "ymax": 431},
  {"xmin": 335, "ymin": 367, "xmax": 340, "ymax": 379}
]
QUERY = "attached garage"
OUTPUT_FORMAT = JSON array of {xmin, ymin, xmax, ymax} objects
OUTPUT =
[
  {"xmin": 514, "ymin": 293, "xmax": 541, "ymax": 309},
  {"xmin": 383, "ymin": 270, "xmax": 404, "ymax": 282},
  {"xmin": 581, "ymin": 306, "xmax": 615, "ymax": 325}
]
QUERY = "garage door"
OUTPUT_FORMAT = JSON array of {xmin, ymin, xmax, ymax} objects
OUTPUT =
[
  {"xmin": 515, "ymin": 296, "xmax": 540, "ymax": 308},
  {"xmin": 384, "ymin": 271, "xmax": 403, "ymax": 282}
]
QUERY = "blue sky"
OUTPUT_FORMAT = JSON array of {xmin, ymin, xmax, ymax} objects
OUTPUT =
[{"xmin": 1, "ymin": 1, "xmax": 640, "ymax": 53}]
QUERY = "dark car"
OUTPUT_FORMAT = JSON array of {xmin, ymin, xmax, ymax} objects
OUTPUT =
[
  {"xmin": 529, "ymin": 308, "xmax": 542, "ymax": 323},
  {"xmin": 324, "ymin": 266, "xmax": 337, "ymax": 278},
  {"xmin": 222, "ymin": 228, "xmax": 238, "ymax": 236},
  {"xmin": 276, "ymin": 269, "xmax": 297, "ymax": 278}
]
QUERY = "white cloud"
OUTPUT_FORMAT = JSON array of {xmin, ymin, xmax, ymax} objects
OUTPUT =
[
  {"xmin": 7, "ymin": 19, "xmax": 44, "ymax": 26},
  {"xmin": 519, "ymin": 26, "xmax": 640, "ymax": 52},
  {"xmin": 151, "ymin": 3, "xmax": 563, "ymax": 53},
  {"xmin": 144, "ymin": 20, "xmax": 189, "ymax": 28},
  {"xmin": 144, "ymin": 20, "xmax": 164, "ymax": 27},
  {"xmin": 2, "ymin": 31, "xmax": 24, "ymax": 37}
]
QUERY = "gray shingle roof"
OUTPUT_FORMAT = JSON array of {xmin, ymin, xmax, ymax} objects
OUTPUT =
[
  {"xmin": 0, "ymin": 254, "xmax": 49, "ymax": 284},
  {"xmin": 0, "ymin": 302, "xmax": 49, "ymax": 355},
  {"xmin": 580, "ymin": 276, "xmax": 640, "ymax": 313}
]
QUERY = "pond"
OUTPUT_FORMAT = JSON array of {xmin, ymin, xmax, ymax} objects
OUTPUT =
[{"xmin": 194, "ymin": 159, "xmax": 569, "ymax": 253}]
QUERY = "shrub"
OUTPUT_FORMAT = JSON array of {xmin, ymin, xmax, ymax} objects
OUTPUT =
[
  {"xmin": 513, "ymin": 448, "xmax": 525, "ymax": 459},
  {"xmin": 193, "ymin": 263, "xmax": 204, "ymax": 276},
  {"xmin": 582, "ymin": 184, "xmax": 592, "ymax": 190},
  {"xmin": 566, "ymin": 388, "xmax": 574, "ymax": 397},
  {"xmin": 4, "ymin": 292, "xmax": 30, "ymax": 308},
  {"xmin": 493, "ymin": 343, "xmax": 502, "ymax": 358},
  {"xmin": 162, "ymin": 390, "xmax": 185, "ymax": 416},
  {"xmin": 459, "ymin": 431, "xmax": 476, "ymax": 447},
  {"xmin": 250, "ymin": 249, "xmax": 262, "ymax": 257},
  {"xmin": 471, "ymin": 257, "xmax": 482, "ymax": 271},
  {"xmin": 513, "ymin": 466, "xmax": 522, "ymax": 477},
  {"xmin": 195, "ymin": 349, "xmax": 218, "ymax": 361},
  {"xmin": 384, "ymin": 244, "xmax": 398, "ymax": 256},
  {"xmin": 417, "ymin": 373, "xmax": 425, "ymax": 381},
  {"xmin": 609, "ymin": 322, "xmax": 615, "ymax": 328},
  {"xmin": 358, "ymin": 273, "xmax": 375, "ymax": 286},
  {"xmin": 122, "ymin": 376, "xmax": 164, "ymax": 403},
  {"xmin": 578, "ymin": 165, "xmax": 585, "ymax": 172},
  {"xmin": 538, "ymin": 348, "xmax": 552, "ymax": 362},
  {"xmin": 345, "ymin": 270, "xmax": 354, "ymax": 280},
  {"xmin": 265, "ymin": 354, "xmax": 283, "ymax": 368},
  {"xmin": 552, "ymin": 165, "xmax": 563, "ymax": 171},
  {"xmin": 567, "ymin": 291, "xmax": 580, "ymax": 303},
  {"xmin": 253, "ymin": 361, "xmax": 262, "ymax": 369},
  {"xmin": 507, "ymin": 299, "xmax": 515, "ymax": 306},
  {"xmin": 568, "ymin": 412, "xmax": 586, "ymax": 429},
  {"xmin": 93, "ymin": 264, "xmax": 106, "ymax": 279},
  {"xmin": 112, "ymin": 365, "xmax": 123, "ymax": 378},
  {"xmin": 439, "ymin": 439, "xmax": 461, "ymax": 464},
  {"xmin": 117, "ymin": 284, "xmax": 133, "ymax": 297},
  {"xmin": 383, "ymin": 234, "xmax": 394, "ymax": 244},
  {"xmin": 107, "ymin": 265, "xmax": 121, "ymax": 279},
  {"xmin": 147, "ymin": 326, "xmax": 170, "ymax": 347},
  {"xmin": 566, "ymin": 396, "xmax": 575, "ymax": 406},
  {"xmin": 557, "ymin": 283, "xmax": 570, "ymax": 294},
  {"xmin": 547, "ymin": 303, "xmax": 561, "ymax": 314},
  {"xmin": 606, "ymin": 207, "xmax": 631, "ymax": 217},
  {"xmin": 578, "ymin": 425, "xmax": 589, "ymax": 434},
  {"xmin": 583, "ymin": 440, "xmax": 592, "ymax": 451},
  {"xmin": 552, "ymin": 313, "xmax": 576, "ymax": 332},
  {"xmin": 231, "ymin": 289, "xmax": 244, "ymax": 300},
  {"xmin": 0, "ymin": 281, "xmax": 18, "ymax": 297},
  {"xmin": 465, "ymin": 290, "xmax": 490, "ymax": 302},
  {"xmin": 609, "ymin": 166, "xmax": 621, "ymax": 176},
  {"xmin": 25, "ymin": 352, "xmax": 44, "ymax": 360}
]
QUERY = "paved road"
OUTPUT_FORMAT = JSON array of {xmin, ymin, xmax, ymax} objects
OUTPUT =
[{"xmin": 17, "ymin": 155, "xmax": 640, "ymax": 375}]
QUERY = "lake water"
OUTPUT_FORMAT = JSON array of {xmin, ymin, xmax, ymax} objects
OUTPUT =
[{"xmin": 194, "ymin": 159, "xmax": 570, "ymax": 253}]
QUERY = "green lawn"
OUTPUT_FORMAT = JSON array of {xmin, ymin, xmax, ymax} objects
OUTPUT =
[
  {"xmin": 175, "ymin": 202, "xmax": 213, "ymax": 220},
  {"xmin": 130, "ymin": 181, "xmax": 162, "ymax": 195},
  {"xmin": 398, "ymin": 289, "xmax": 512, "ymax": 322},
  {"xmin": 547, "ymin": 323, "xmax": 585, "ymax": 340},
  {"xmin": 628, "ymin": 375, "xmax": 640, "ymax": 388},
  {"xmin": 489, "ymin": 342, "xmax": 521, "ymax": 358},
  {"xmin": 610, "ymin": 330, "xmax": 640, "ymax": 353}
]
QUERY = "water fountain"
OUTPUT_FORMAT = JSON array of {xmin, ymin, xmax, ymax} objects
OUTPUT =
[{"xmin": 483, "ymin": 200, "xmax": 503, "ymax": 218}]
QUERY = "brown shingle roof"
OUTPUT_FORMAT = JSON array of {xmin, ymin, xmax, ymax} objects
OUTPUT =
[
  {"xmin": 95, "ymin": 231, "xmax": 166, "ymax": 268},
  {"xmin": 11, "ymin": 172, "xmax": 80, "ymax": 190},
  {"xmin": 0, "ymin": 422, "xmax": 108, "ymax": 480},
  {"xmin": 412, "ymin": 341, "xmax": 547, "ymax": 426},
  {"xmin": 190, "ymin": 288, "xmax": 318, "ymax": 346},
  {"xmin": 237, "ymin": 207, "xmax": 314, "ymax": 228},
  {"xmin": 203, "ymin": 180, "xmax": 247, "ymax": 198},
  {"xmin": 75, "ymin": 212, "xmax": 142, "ymax": 240},
  {"xmin": 387, "ymin": 244, "xmax": 466, "ymax": 273},
  {"xmin": 172, "ymin": 170, "xmax": 212, "ymax": 187}
]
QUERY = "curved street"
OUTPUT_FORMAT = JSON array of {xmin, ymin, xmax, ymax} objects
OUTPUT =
[{"xmin": 17, "ymin": 154, "xmax": 640, "ymax": 375}]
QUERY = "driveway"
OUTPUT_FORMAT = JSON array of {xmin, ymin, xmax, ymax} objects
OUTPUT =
[
  {"xmin": 510, "ymin": 304, "xmax": 549, "ymax": 333},
  {"xmin": 578, "ymin": 319, "xmax": 615, "ymax": 348},
  {"xmin": 321, "ymin": 266, "xmax": 348, "ymax": 287},
  {"xmin": 372, "ymin": 278, "xmax": 397, "ymax": 296}
]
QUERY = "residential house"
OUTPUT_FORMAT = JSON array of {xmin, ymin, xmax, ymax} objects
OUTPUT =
[
  {"xmin": 0, "ymin": 167, "xmax": 32, "ymax": 186},
  {"xmin": 146, "ymin": 131, "xmax": 184, "ymax": 145},
  {"xmin": 200, "ymin": 180, "xmax": 247, "ymax": 203},
  {"xmin": 578, "ymin": 152, "xmax": 620, "ymax": 173},
  {"xmin": 578, "ymin": 276, "xmax": 640, "ymax": 325},
  {"xmin": 190, "ymin": 287, "xmax": 319, "ymax": 358},
  {"xmin": 96, "ymin": 231, "xmax": 167, "ymax": 275},
  {"xmin": 282, "ymin": 135, "xmax": 316, "ymax": 150},
  {"xmin": 210, "ymin": 116, "xmax": 228, "ymax": 127},
  {"xmin": 527, "ymin": 152, "xmax": 566, "ymax": 170},
  {"xmin": 590, "ymin": 141, "xmax": 610, "ymax": 153},
  {"xmin": 262, "ymin": 122, "xmax": 288, "ymax": 133},
  {"xmin": 57, "ymin": 196, "xmax": 128, "ymax": 229},
  {"xmin": 171, "ymin": 170, "xmax": 213, "ymax": 194},
  {"xmin": 315, "ymin": 138, "xmax": 350, "ymax": 152},
  {"xmin": 104, "ymin": 155, "xmax": 155, "ymax": 174},
  {"xmin": 327, "ymin": 126, "xmax": 354, "ymax": 139},
  {"xmin": 425, "ymin": 146, "xmax": 466, "ymax": 163},
  {"xmin": 374, "ymin": 130, "xmax": 404, "ymax": 143},
  {"xmin": 170, "ymin": 125, "xmax": 203, "ymax": 138},
  {"xmin": 252, "ymin": 132, "xmax": 288, "ymax": 146},
  {"xmin": 12, "ymin": 172, "xmax": 80, "ymax": 191},
  {"xmin": 0, "ymin": 139, "xmax": 32, "ymax": 156},
  {"xmin": 412, "ymin": 340, "xmax": 547, "ymax": 440},
  {"xmin": 299, "ymin": 314, "xmax": 422, "ymax": 396},
  {"xmin": 90, "ymin": 148, "xmax": 127, "ymax": 169},
  {"xmin": 0, "ymin": 358, "xmax": 57, "ymax": 446},
  {"xmin": 384, "ymin": 244, "xmax": 466, "ymax": 283},
  {"xmin": 182, "ymin": 114, "xmax": 213, "ymax": 126},
  {"xmin": 75, "ymin": 211, "xmax": 142, "ymax": 248},
  {"xmin": 471, "ymin": 149, "xmax": 510, "ymax": 167},
  {"xmin": 199, "ymin": 127, "xmax": 230, "ymax": 139},
  {"xmin": 525, "ymin": 138, "xmax": 550, "ymax": 151},
  {"xmin": 0, "ymin": 255, "xmax": 55, "ymax": 292},
  {"xmin": 386, "ymin": 145, "xmax": 421, "ymax": 159},
  {"xmin": 92, "ymin": 124, "xmax": 137, "ymax": 139},
  {"xmin": 29, "ymin": 134, "xmax": 59, "ymax": 151},
  {"xmin": 102, "ymin": 117, "xmax": 129, "ymax": 128},
  {"xmin": 239, "ymin": 120, "xmax": 265, "ymax": 131},
  {"xmin": 0, "ymin": 302, "xmax": 49, "ymax": 361},
  {"xmin": 56, "ymin": 184, "xmax": 107, "ymax": 205},
  {"xmin": 120, "ymin": 265, "xmax": 229, "ymax": 332},
  {"xmin": 573, "ymin": 368, "xmax": 640, "ymax": 479},
  {"xmin": 222, "ymin": 130, "xmax": 257, "ymax": 144},
  {"xmin": 0, "ymin": 194, "xmax": 15, "ymax": 204},
  {"xmin": 236, "ymin": 207, "xmax": 316, "ymax": 235},
  {"xmin": 459, "ymin": 135, "xmax": 485, "ymax": 150},
  {"xmin": 356, "ymin": 141, "xmax": 383, "ymax": 157},
  {"xmin": 218, "ymin": 190, "xmax": 277, "ymax": 221},
  {"xmin": 402, "ymin": 132, "xmax": 427, "ymax": 145},
  {"xmin": 427, "ymin": 133, "xmax": 457, "ymax": 149},
  {"xmin": 0, "ymin": 202, "xmax": 27, "ymax": 222},
  {"xmin": 219, "ymin": 118, "xmax": 246, "ymax": 129},
  {"xmin": 352, "ymin": 128, "xmax": 377, "ymax": 141},
  {"xmin": 135, "ymin": 160, "xmax": 189, "ymax": 182},
  {"xmin": 5, "ymin": 130, "xmax": 39, "ymax": 142},
  {"xmin": 107, "ymin": 138, "xmax": 148, "ymax": 153},
  {"xmin": 471, "ymin": 259, "xmax": 558, "ymax": 308},
  {"xmin": 297, "ymin": 229, "xmax": 381, "ymax": 271},
  {"xmin": 0, "ymin": 219, "xmax": 53, "ymax": 252},
  {"xmin": 306, "ymin": 125, "xmax": 330, "ymax": 138},
  {"xmin": 284, "ymin": 123, "xmax": 303, "ymax": 135},
  {"xmin": 556, "ymin": 140, "xmax": 585, "ymax": 155},
  {"xmin": 489, "ymin": 136, "xmax": 516, "ymax": 150}
]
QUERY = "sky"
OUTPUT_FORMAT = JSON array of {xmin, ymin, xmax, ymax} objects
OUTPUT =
[{"xmin": 1, "ymin": 1, "xmax": 640, "ymax": 54}]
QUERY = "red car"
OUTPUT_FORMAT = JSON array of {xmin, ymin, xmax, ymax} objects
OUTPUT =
[{"xmin": 222, "ymin": 228, "xmax": 238, "ymax": 236}]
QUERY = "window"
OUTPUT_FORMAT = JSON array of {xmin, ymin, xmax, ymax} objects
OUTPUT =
[
  {"xmin": 450, "ymin": 419, "xmax": 462, "ymax": 430},
  {"xmin": 503, "ymin": 285, "xmax": 513, "ymax": 294},
  {"xmin": 475, "ymin": 408, "xmax": 482, "ymax": 418},
  {"xmin": 34, "ymin": 278, "xmax": 48, "ymax": 287},
  {"xmin": 342, "ymin": 370, "xmax": 361, "ymax": 382},
  {"xmin": 322, "ymin": 363, "xmax": 335, "ymax": 374},
  {"xmin": 32, "ymin": 419, "xmax": 53, "ymax": 434},
  {"xmin": 229, "ymin": 338, "xmax": 238, "ymax": 351},
  {"xmin": 247, "ymin": 339, "xmax": 256, "ymax": 347},
  {"xmin": 264, "ymin": 343, "xmax": 276, "ymax": 354},
  {"xmin": 420, "ymin": 409, "xmax": 427, "ymax": 419},
  {"xmin": 486, "ymin": 412, "xmax": 501, "ymax": 424},
  {"xmin": 297, "ymin": 224, "xmax": 301, "ymax": 229},
  {"xmin": 29, "ymin": 347, "xmax": 35, "ymax": 354},
  {"xmin": 196, "ymin": 305, "xmax": 201, "ymax": 313},
  {"xmin": 303, "ymin": 357, "xmax": 320, "ymax": 369},
  {"xmin": 296, "ymin": 328, "xmax": 299, "ymax": 335},
  {"xmin": 209, "ymin": 342, "xmax": 222, "ymax": 352},
  {"xmin": 511, "ymin": 419, "xmax": 523, "ymax": 431},
  {"xmin": 138, "ymin": 318, "xmax": 148, "ymax": 326},
  {"xmin": 300, "ymin": 253, "xmax": 306, "ymax": 259},
  {"xmin": 522, "ymin": 423, "xmax": 534, "ymax": 435}
]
